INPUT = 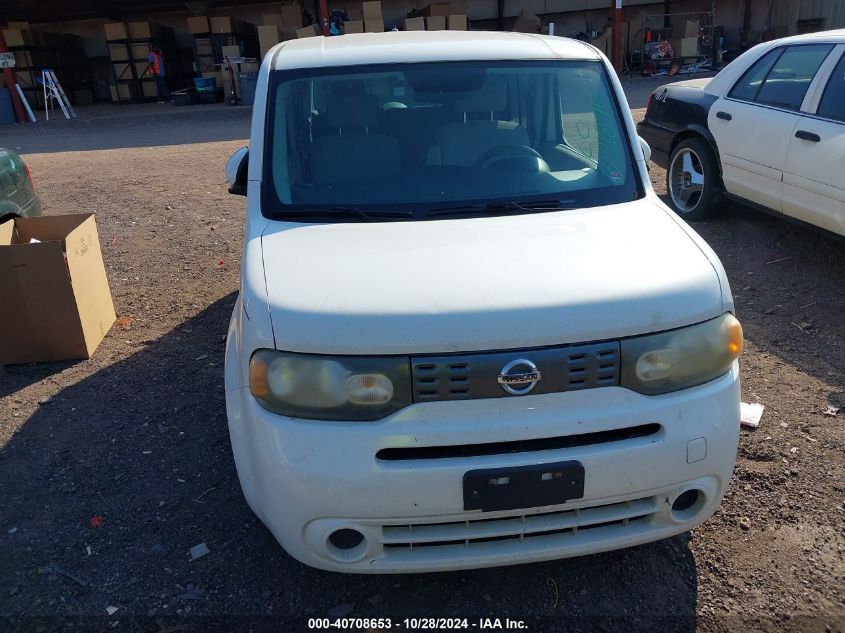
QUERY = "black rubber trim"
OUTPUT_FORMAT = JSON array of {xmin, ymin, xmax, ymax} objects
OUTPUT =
[{"xmin": 376, "ymin": 423, "xmax": 661, "ymax": 461}]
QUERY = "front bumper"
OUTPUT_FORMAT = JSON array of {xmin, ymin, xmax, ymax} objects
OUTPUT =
[{"xmin": 225, "ymin": 365, "xmax": 740, "ymax": 573}]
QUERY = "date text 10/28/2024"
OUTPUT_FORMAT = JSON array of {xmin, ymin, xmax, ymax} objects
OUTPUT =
[{"xmin": 308, "ymin": 617, "xmax": 529, "ymax": 630}]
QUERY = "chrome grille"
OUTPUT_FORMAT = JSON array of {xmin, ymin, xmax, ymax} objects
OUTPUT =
[
  {"xmin": 382, "ymin": 496, "xmax": 658, "ymax": 553},
  {"xmin": 412, "ymin": 341, "xmax": 620, "ymax": 402}
]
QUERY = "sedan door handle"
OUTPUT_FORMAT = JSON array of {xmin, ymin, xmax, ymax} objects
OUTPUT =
[
  {"xmin": 716, "ymin": 111, "xmax": 732, "ymax": 121},
  {"xmin": 795, "ymin": 130, "xmax": 821, "ymax": 142}
]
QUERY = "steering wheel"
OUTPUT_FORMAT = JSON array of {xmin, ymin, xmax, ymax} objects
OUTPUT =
[{"xmin": 475, "ymin": 145, "xmax": 551, "ymax": 173}]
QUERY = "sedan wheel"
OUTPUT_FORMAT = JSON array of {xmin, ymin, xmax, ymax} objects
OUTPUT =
[
  {"xmin": 665, "ymin": 138, "xmax": 721, "ymax": 221},
  {"xmin": 669, "ymin": 148, "xmax": 705, "ymax": 212}
]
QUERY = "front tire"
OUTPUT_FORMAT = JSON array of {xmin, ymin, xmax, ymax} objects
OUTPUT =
[{"xmin": 667, "ymin": 138, "xmax": 721, "ymax": 221}]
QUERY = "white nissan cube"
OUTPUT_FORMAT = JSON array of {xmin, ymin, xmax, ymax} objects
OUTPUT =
[{"xmin": 223, "ymin": 31, "xmax": 743, "ymax": 573}]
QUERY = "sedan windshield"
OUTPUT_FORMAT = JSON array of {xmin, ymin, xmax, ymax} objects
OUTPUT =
[{"xmin": 263, "ymin": 60, "xmax": 640, "ymax": 220}]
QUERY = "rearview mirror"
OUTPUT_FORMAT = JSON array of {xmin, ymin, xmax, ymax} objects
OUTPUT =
[
  {"xmin": 226, "ymin": 147, "xmax": 249, "ymax": 196},
  {"xmin": 638, "ymin": 136, "xmax": 651, "ymax": 163}
]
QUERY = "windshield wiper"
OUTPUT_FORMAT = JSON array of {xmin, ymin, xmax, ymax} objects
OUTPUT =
[
  {"xmin": 275, "ymin": 207, "xmax": 415, "ymax": 222},
  {"xmin": 426, "ymin": 199, "xmax": 576, "ymax": 218}
]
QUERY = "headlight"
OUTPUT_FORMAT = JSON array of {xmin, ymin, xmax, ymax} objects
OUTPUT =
[
  {"xmin": 249, "ymin": 350, "xmax": 411, "ymax": 420},
  {"xmin": 620, "ymin": 313, "xmax": 743, "ymax": 395}
]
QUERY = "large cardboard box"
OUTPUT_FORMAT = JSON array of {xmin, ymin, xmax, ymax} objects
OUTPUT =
[
  {"xmin": 404, "ymin": 17, "xmax": 425, "ymax": 31},
  {"xmin": 364, "ymin": 18, "xmax": 384, "ymax": 33},
  {"xmin": 141, "ymin": 81, "xmax": 158, "ymax": 98},
  {"xmin": 210, "ymin": 16, "xmax": 243, "ymax": 34},
  {"xmin": 134, "ymin": 61, "xmax": 152, "ymax": 79},
  {"xmin": 684, "ymin": 19, "xmax": 700, "ymax": 38},
  {"xmin": 281, "ymin": 4, "xmax": 304, "ymax": 28},
  {"xmin": 2, "ymin": 29, "xmax": 32, "ymax": 47},
  {"xmin": 257, "ymin": 25, "xmax": 280, "ymax": 57},
  {"xmin": 424, "ymin": 3, "xmax": 450, "ymax": 16},
  {"xmin": 128, "ymin": 21, "xmax": 155, "ymax": 39},
  {"xmin": 187, "ymin": 16, "xmax": 210, "ymax": 34},
  {"xmin": 512, "ymin": 9, "xmax": 540, "ymax": 33},
  {"xmin": 362, "ymin": 1, "xmax": 383, "ymax": 21},
  {"xmin": 221, "ymin": 44, "xmax": 241, "ymax": 59},
  {"xmin": 426, "ymin": 16, "xmax": 446, "ymax": 30},
  {"xmin": 109, "ymin": 83, "xmax": 131, "ymax": 101},
  {"xmin": 344, "ymin": 20, "xmax": 365, "ymax": 34},
  {"xmin": 263, "ymin": 14, "xmax": 284, "ymax": 27},
  {"xmin": 297, "ymin": 24, "xmax": 320, "ymax": 38},
  {"xmin": 131, "ymin": 42, "xmax": 151, "ymax": 61},
  {"xmin": 108, "ymin": 43, "xmax": 129, "ymax": 61},
  {"xmin": 112, "ymin": 62, "xmax": 131, "ymax": 80},
  {"xmin": 0, "ymin": 214, "xmax": 116, "ymax": 365},
  {"xmin": 103, "ymin": 22, "xmax": 127, "ymax": 41},
  {"xmin": 448, "ymin": 0, "xmax": 467, "ymax": 14},
  {"xmin": 671, "ymin": 37, "xmax": 698, "ymax": 57},
  {"xmin": 447, "ymin": 14, "xmax": 467, "ymax": 30}
]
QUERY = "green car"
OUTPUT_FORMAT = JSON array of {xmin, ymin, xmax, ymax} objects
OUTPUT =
[{"xmin": 0, "ymin": 148, "xmax": 42, "ymax": 223}]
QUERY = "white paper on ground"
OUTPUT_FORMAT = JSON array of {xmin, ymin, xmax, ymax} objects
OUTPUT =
[{"xmin": 740, "ymin": 402, "xmax": 764, "ymax": 428}]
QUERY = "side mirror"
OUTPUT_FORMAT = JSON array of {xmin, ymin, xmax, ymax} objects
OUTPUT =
[
  {"xmin": 638, "ymin": 136, "xmax": 652, "ymax": 163},
  {"xmin": 226, "ymin": 146, "xmax": 249, "ymax": 196}
]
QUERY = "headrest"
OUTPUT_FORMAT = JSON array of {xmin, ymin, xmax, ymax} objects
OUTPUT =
[
  {"xmin": 325, "ymin": 93, "xmax": 380, "ymax": 129},
  {"xmin": 454, "ymin": 76, "xmax": 508, "ymax": 113}
]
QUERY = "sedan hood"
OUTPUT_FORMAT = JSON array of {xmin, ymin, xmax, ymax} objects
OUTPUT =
[{"xmin": 260, "ymin": 198, "xmax": 723, "ymax": 354}]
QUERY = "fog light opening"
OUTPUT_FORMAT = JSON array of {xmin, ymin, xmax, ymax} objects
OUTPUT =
[
  {"xmin": 329, "ymin": 528, "xmax": 364, "ymax": 550},
  {"xmin": 670, "ymin": 488, "xmax": 706, "ymax": 522},
  {"xmin": 325, "ymin": 528, "xmax": 368, "ymax": 562}
]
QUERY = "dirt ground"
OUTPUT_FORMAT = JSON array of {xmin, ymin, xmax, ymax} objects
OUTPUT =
[{"xmin": 1, "ymin": 80, "xmax": 843, "ymax": 633}]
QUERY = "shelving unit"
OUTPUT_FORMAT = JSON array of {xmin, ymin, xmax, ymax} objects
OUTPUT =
[
  {"xmin": 9, "ymin": 35, "xmax": 87, "ymax": 109},
  {"xmin": 105, "ymin": 21, "xmax": 177, "ymax": 102}
]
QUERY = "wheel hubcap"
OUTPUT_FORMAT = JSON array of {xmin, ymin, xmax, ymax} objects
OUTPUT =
[{"xmin": 669, "ymin": 149, "xmax": 705, "ymax": 212}]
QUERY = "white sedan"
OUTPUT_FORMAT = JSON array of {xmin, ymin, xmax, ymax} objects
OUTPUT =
[{"xmin": 638, "ymin": 29, "xmax": 845, "ymax": 237}]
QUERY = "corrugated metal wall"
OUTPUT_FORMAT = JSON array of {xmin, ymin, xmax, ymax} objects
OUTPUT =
[{"xmin": 770, "ymin": 0, "xmax": 845, "ymax": 33}]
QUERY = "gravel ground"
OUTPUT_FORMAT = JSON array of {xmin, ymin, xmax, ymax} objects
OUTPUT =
[{"xmin": 0, "ymin": 84, "xmax": 843, "ymax": 633}]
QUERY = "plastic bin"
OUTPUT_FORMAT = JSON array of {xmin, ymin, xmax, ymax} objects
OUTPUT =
[
  {"xmin": 237, "ymin": 72, "xmax": 258, "ymax": 106},
  {"xmin": 0, "ymin": 89, "xmax": 16, "ymax": 124},
  {"xmin": 193, "ymin": 77, "xmax": 217, "ymax": 92}
]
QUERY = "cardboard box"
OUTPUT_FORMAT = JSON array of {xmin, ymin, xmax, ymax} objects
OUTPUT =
[
  {"xmin": 344, "ymin": 20, "xmax": 364, "ymax": 34},
  {"xmin": 131, "ymin": 42, "xmax": 151, "ymax": 60},
  {"xmin": 280, "ymin": 27, "xmax": 298, "ymax": 41},
  {"xmin": 448, "ymin": 0, "xmax": 467, "ymax": 14},
  {"xmin": 424, "ymin": 3, "xmax": 450, "ymax": 17},
  {"xmin": 404, "ymin": 17, "xmax": 426, "ymax": 31},
  {"xmin": 187, "ymin": 16, "xmax": 210, "ymax": 34},
  {"xmin": 684, "ymin": 19, "xmax": 700, "ymax": 38},
  {"xmin": 103, "ymin": 22, "xmax": 127, "ymax": 41},
  {"xmin": 128, "ymin": 21, "xmax": 155, "ymax": 39},
  {"xmin": 257, "ymin": 25, "xmax": 280, "ymax": 57},
  {"xmin": 0, "ymin": 214, "xmax": 116, "ymax": 365},
  {"xmin": 447, "ymin": 14, "xmax": 467, "ymax": 30},
  {"xmin": 426, "ymin": 16, "xmax": 446, "ymax": 30},
  {"xmin": 281, "ymin": 4, "xmax": 304, "ymax": 28},
  {"xmin": 134, "ymin": 61, "xmax": 152, "ymax": 79},
  {"xmin": 210, "ymin": 16, "xmax": 242, "ymax": 34},
  {"xmin": 108, "ymin": 43, "xmax": 129, "ymax": 61},
  {"xmin": 221, "ymin": 44, "xmax": 241, "ymax": 59},
  {"xmin": 263, "ymin": 14, "xmax": 284, "ymax": 27},
  {"xmin": 671, "ymin": 37, "xmax": 698, "ymax": 57},
  {"xmin": 513, "ymin": 9, "xmax": 540, "ymax": 33},
  {"xmin": 364, "ymin": 18, "xmax": 384, "ymax": 33},
  {"xmin": 111, "ymin": 62, "xmax": 131, "ymax": 80},
  {"xmin": 2, "ymin": 29, "xmax": 32, "ymax": 47},
  {"xmin": 6, "ymin": 21, "xmax": 29, "ymax": 29},
  {"xmin": 142, "ymin": 81, "xmax": 158, "ymax": 98},
  {"xmin": 297, "ymin": 24, "xmax": 320, "ymax": 38},
  {"xmin": 362, "ymin": 1, "xmax": 383, "ymax": 21}
]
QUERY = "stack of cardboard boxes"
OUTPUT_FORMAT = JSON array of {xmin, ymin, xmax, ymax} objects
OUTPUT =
[
  {"xmin": 410, "ymin": 2, "xmax": 467, "ymax": 31},
  {"xmin": 671, "ymin": 19, "xmax": 700, "ymax": 58}
]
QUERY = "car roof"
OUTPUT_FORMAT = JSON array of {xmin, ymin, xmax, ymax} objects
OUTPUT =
[
  {"xmin": 771, "ymin": 28, "xmax": 845, "ymax": 45},
  {"xmin": 269, "ymin": 31, "xmax": 601, "ymax": 71}
]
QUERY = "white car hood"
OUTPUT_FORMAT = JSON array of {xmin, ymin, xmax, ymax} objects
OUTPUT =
[{"xmin": 260, "ymin": 198, "xmax": 723, "ymax": 354}]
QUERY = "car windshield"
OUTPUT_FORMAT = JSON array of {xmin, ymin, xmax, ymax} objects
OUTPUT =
[{"xmin": 263, "ymin": 60, "xmax": 641, "ymax": 220}]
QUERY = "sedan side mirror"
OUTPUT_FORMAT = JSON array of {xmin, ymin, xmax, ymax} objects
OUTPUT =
[
  {"xmin": 226, "ymin": 147, "xmax": 249, "ymax": 196},
  {"xmin": 638, "ymin": 136, "xmax": 652, "ymax": 163}
]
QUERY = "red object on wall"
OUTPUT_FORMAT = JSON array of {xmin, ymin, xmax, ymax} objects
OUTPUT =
[{"xmin": 0, "ymin": 30, "xmax": 27, "ymax": 123}]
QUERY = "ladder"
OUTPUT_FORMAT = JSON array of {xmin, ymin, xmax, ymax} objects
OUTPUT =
[{"xmin": 41, "ymin": 69, "xmax": 77, "ymax": 120}]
